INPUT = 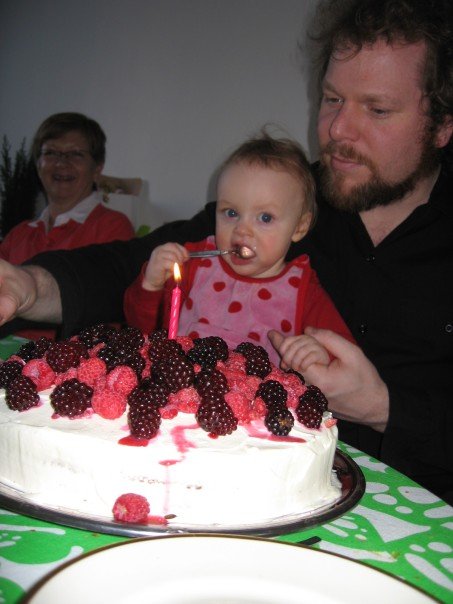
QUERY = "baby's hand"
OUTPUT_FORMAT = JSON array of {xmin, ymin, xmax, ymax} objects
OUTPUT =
[
  {"xmin": 142, "ymin": 243, "xmax": 189, "ymax": 291},
  {"xmin": 268, "ymin": 330, "xmax": 330, "ymax": 373}
]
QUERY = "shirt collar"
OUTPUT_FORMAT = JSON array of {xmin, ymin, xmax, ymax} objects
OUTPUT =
[{"xmin": 30, "ymin": 191, "xmax": 101, "ymax": 229}]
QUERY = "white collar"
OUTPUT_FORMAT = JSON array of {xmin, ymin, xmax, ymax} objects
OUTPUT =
[{"xmin": 30, "ymin": 191, "xmax": 101, "ymax": 229}]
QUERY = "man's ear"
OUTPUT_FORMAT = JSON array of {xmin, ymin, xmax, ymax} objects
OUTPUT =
[
  {"xmin": 435, "ymin": 115, "xmax": 453, "ymax": 149},
  {"xmin": 291, "ymin": 211, "xmax": 312, "ymax": 243}
]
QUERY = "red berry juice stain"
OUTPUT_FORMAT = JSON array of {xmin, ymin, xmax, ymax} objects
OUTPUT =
[
  {"xmin": 170, "ymin": 423, "xmax": 197, "ymax": 454},
  {"xmin": 118, "ymin": 435, "xmax": 150, "ymax": 447}
]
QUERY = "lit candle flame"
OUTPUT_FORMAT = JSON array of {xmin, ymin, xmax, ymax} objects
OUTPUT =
[{"xmin": 173, "ymin": 262, "xmax": 181, "ymax": 283}]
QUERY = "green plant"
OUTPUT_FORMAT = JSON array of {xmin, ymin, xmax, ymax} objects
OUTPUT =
[{"xmin": 0, "ymin": 136, "xmax": 40, "ymax": 239}]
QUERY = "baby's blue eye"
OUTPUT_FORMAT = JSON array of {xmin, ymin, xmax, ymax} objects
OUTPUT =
[
  {"xmin": 259, "ymin": 213, "xmax": 273, "ymax": 223},
  {"xmin": 225, "ymin": 208, "xmax": 237, "ymax": 218}
]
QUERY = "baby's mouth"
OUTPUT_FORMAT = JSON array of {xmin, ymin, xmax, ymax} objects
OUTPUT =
[{"xmin": 232, "ymin": 245, "xmax": 256, "ymax": 259}]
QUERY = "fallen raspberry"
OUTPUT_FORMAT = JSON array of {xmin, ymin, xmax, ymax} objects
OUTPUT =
[
  {"xmin": 112, "ymin": 493, "xmax": 150, "ymax": 523},
  {"xmin": 77, "ymin": 357, "xmax": 107, "ymax": 387},
  {"xmin": 223, "ymin": 352, "xmax": 246, "ymax": 372},
  {"xmin": 22, "ymin": 359, "xmax": 55, "ymax": 391},
  {"xmin": 168, "ymin": 386, "xmax": 200, "ymax": 413},
  {"xmin": 105, "ymin": 365, "xmax": 138, "ymax": 395},
  {"xmin": 92, "ymin": 387, "xmax": 127, "ymax": 419}
]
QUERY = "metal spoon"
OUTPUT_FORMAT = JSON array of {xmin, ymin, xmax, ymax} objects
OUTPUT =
[{"xmin": 189, "ymin": 246, "xmax": 255, "ymax": 259}]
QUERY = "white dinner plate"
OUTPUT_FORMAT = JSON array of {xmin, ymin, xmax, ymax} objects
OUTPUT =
[{"xmin": 24, "ymin": 534, "xmax": 437, "ymax": 604}]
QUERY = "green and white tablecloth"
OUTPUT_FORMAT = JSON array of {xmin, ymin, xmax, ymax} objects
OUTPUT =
[{"xmin": 0, "ymin": 336, "xmax": 452, "ymax": 603}]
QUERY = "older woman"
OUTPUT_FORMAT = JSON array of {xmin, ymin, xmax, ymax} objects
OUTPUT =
[{"xmin": 0, "ymin": 112, "xmax": 134, "ymax": 265}]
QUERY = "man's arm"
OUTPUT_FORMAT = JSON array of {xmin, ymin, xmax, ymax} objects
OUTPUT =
[{"xmin": 0, "ymin": 202, "xmax": 217, "ymax": 337}]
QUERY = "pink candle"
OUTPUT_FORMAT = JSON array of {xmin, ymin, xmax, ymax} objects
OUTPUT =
[{"xmin": 168, "ymin": 262, "xmax": 182, "ymax": 339}]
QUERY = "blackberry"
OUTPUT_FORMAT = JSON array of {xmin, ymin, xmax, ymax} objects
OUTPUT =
[
  {"xmin": 148, "ymin": 337, "xmax": 184, "ymax": 364},
  {"xmin": 16, "ymin": 337, "xmax": 52, "ymax": 362},
  {"xmin": 196, "ymin": 399, "xmax": 238, "ymax": 436},
  {"xmin": 153, "ymin": 355, "xmax": 194, "ymax": 393},
  {"xmin": 50, "ymin": 378, "xmax": 93, "ymax": 417},
  {"xmin": 195, "ymin": 368, "xmax": 229, "ymax": 398},
  {"xmin": 295, "ymin": 399, "xmax": 323, "ymax": 429},
  {"xmin": 128, "ymin": 380, "xmax": 168, "ymax": 410},
  {"xmin": 265, "ymin": 405, "xmax": 294, "ymax": 436},
  {"xmin": 235, "ymin": 342, "xmax": 271, "ymax": 379},
  {"xmin": 299, "ymin": 385, "xmax": 328, "ymax": 413},
  {"xmin": 78, "ymin": 323, "xmax": 118, "ymax": 348},
  {"xmin": 46, "ymin": 341, "xmax": 84, "ymax": 373},
  {"xmin": 256, "ymin": 380, "xmax": 288, "ymax": 409},
  {"xmin": 187, "ymin": 343, "xmax": 218, "ymax": 369},
  {"xmin": 188, "ymin": 336, "xmax": 228, "ymax": 368},
  {"xmin": 110, "ymin": 326, "xmax": 145, "ymax": 351},
  {"xmin": 0, "ymin": 360, "xmax": 23, "ymax": 389},
  {"xmin": 5, "ymin": 375, "xmax": 40, "ymax": 411},
  {"xmin": 124, "ymin": 352, "xmax": 146, "ymax": 378},
  {"xmin": 128, "ymin": 402, "xmax": 161, "ymax": 439}
]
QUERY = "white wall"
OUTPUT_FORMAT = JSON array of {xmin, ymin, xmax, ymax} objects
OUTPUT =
[{"xmin": 0, "ymin": 0, "xmax": 319, "ymax": 226}]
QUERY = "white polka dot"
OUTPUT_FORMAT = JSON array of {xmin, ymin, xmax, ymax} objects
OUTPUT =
[
  {"xmin": 355, "ymin": 534, "xmax": 367, "ymax": 541},
  {"xmin": 366, "ymin": 482, "xmax": 389, "ymax": 494},
  {"xmin": 398, "ymin": 486, "xmax": 440, "ymax": 504},
  {"xmin": 373, "ymin": 494, "xmax": 397, "ymax": 505},
  {"xmin": 396, "ymin": 506, "xmax": 412, "ymax": 514},
  {"xmin": 429, "ymin": 542, "xmax": 452, "ymax": 553},
  {"xmin": 441, "ymin": 558, "xmax": 453, "ymax": 573},
  {"xmin": 410, "ymin": 544, "xmax": 425, "ymax": 553}
]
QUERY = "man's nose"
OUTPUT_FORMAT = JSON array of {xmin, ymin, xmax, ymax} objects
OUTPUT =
[{"xmin": 329, "ymin": 103, "xmax": 360, "ymax": 142}]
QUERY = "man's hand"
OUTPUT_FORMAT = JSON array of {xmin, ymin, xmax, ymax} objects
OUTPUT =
[
  {"xmin": 269, "ymin": 326, "xmax": 389, "ymax": 432},
  {"xmin": 0, "ymin": 260, "xmax": 62, "ymax": 325}
]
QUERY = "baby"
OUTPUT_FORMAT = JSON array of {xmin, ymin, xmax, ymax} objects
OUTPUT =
[{"xmin": 124, "ymin": 131, "xmax": 354, "ymax": 371}]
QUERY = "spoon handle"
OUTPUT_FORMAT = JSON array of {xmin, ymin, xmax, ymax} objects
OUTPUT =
[{"xmin": 188, "ymin": 249, "xmax": 230, "ymax": 258}]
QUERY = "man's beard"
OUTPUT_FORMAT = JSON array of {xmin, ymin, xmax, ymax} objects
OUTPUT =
[{"xmin": 318, "ymin": 131, "xmax": 440, "ymax": 212}]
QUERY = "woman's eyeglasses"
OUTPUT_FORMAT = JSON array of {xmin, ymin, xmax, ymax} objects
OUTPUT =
[{"xmin": 40, "ymin": 149, "xmax": 91, "ymax": 163}]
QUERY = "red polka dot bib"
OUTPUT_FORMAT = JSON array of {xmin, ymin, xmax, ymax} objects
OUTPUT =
[{"xmin": 178, "ymin": 238, "xmax": 309, "ymax": 365}]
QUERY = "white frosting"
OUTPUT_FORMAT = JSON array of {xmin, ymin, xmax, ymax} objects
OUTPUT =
[{"xmin": 0, "ymin": 388, "xmax": 340, "ymax": 527}]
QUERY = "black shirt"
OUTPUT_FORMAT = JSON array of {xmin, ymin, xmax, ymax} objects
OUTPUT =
[{"xmin": 29, "ymin": 167, "xmax": 453, "ymax": 502}]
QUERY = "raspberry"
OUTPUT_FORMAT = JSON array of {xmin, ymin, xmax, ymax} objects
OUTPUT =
[
  {"xmin": 112, "ymin": 493, "xmax": 150, "ymax": 523},
  {"xmin": 299, "ymin": 385, "xmax": 328, "ymax": 413},
  {"xmin": 22, "ymin": 359, "xmax": 55, "ymax": 391},
  {"xmin": 5, "ymin": 375, "xmax": 40, "ymax": 411},
  {"xmin": 106, "ymin": 365, "xmax": 138, "ymax": 396},
  {"xmin": 0, "ymin": 360, "xmax": 23, "ymax": 389},
  {"xmin": 54, "ymin": 367, "xmax": 78, "ymax": 385},
  {"xmin": 92, "ymin": 388, "xmax": 127, "ymax": 419},
  {"xmin": 295, "ymin": 399, "xmax": 323, "ymax": 429},
  {"xmin": 77, "ymin": 357, "xmax": 107, "ymax": 387},
  {"xmin": 265, "ymin": 405, "xmax": 294, "ymax": 436},
  {"xmin": 176, "ymin": 336, "xmax": 195, "ymax": 353},
  {"xmin": 224, "ymin": 391, "xmax": 252, "ymax": 423},
  {"xmin": 256, "ymin": 380, "xmax": 288, "ymax": 409},
  {"xmin": 168, "ymin": 387, "xmax": 200, "ymax": 413},
  {"xmin": 46, "ymin": 341, "xmax": 84, "ymax": 373},
  {"xmin": 196, "ymin": 399, "xmax": 238, "ymax": 436},
  {"xmin": 50, "ymin": 378, "xmax": 93, "ymax": 417}
]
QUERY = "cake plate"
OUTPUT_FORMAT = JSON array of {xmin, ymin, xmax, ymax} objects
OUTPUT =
[{"xmin": 0, "ymin": 449, "xmax": 365, "ymax": 538}]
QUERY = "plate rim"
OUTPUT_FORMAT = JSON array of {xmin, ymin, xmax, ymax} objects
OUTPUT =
[
  {"xmin": 22, "ymin": 533, "xmax": 440, "ymax": 604},
  {"xmin": 0, "ymin": 449, "xmax": 365, "ymax": 537}
]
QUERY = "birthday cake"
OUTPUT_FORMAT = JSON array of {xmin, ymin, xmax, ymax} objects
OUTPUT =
[{"xmin": 0, "ymin": 326, "xmax": 341, "ymax": 527}]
